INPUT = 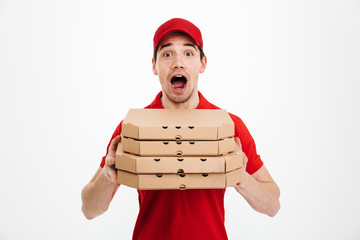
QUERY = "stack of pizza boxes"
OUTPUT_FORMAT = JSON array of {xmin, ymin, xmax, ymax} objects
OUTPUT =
[{"xmin": 115, "ymin": 109, "xmax": 244, "ymax": 190}]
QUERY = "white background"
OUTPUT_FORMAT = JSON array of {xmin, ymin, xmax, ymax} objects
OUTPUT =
[{"xmin": 1, "ymin": 0, "xmax": 359, "ymax": 239}]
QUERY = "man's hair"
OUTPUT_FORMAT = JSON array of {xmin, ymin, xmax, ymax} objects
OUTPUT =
[{"xmin": 153, "ymin": 44, "xmax": 205, "ymax": 63}]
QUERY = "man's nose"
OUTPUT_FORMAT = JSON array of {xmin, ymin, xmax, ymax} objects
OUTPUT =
[{"xmin": 172, "ymin": 55, "xmax": 185, "ymax": 69}]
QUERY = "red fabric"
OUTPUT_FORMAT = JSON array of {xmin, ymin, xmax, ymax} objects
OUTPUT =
[
  {"xmin": 153, "ymin": 18, "xmax": 203, "ymax": 49},
  {"xmin": 100, "ymin": 91, "xmax": 263, "ymax": 239}
]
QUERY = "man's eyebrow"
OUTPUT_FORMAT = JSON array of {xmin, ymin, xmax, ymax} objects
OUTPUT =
[
  {"xmin": 159, "ymin": 43, "xmax": 172, "ymax": 51},
  {"xmin": 159, "ymin": 43, "xmax": 198, "ymax": 51},
  {"xmin": 184, "ymin": 43, "xmax": 198, "ymax": 51}
]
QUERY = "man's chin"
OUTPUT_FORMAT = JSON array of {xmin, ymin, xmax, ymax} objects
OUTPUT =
[
  {"xmin": 168, "ymin": 95, "xmax": 190, "ymax": 104},
  {"xmin": 164, "ymin": 90, "xmax": 193, "ymax": 104}
]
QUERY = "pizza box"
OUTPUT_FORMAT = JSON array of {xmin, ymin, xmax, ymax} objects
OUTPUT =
[
  {"xmin": 115, "ymin": 142, "xmax": 243, "ymax": 173},
  {"xmin": 117, "ymin": 168, "xmax": 243, "ymax": 190},
  {"xmin": 121, "ymin": 137, "xmax": 235, "ymax": 156},
  {"xmin": 121, "ymin": 109, "xmax": 234, "ymax": 140}
]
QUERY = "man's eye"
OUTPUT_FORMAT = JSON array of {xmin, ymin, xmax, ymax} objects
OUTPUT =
[
  {"xmin": 185, "ymin": 51, "xmax": 193, "ymax": 56},
  {"xmin": 163, "ymin": 52, "xmax": 172, "ymax": 57}
]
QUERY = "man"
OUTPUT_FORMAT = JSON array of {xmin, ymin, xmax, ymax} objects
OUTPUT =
[{"xmin": 81, "ymin": 18, "xmax": 280, "ymax": 239}]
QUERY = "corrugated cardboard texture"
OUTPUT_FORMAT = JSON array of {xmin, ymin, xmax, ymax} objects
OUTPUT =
[
  {"xmin": 116, "ymin": 142, "xmax": 243, "ymax": 173},
  {"xmin": 117, "ymin": 168, "xmax": 243, "ymax": 190},
  {"xmin": 122, "ymin": 109, "xmax": 234, "ymax": 140},
  {"xmin": 121, "ymin": 137, "xmax": 235, "ymax": 156}
]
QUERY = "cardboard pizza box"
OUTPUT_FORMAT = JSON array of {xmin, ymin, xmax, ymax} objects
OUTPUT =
[
  {"xmin": 117, "ymin": 168, "xmax": 243, "ymax": 190},
  {"xmin": 116, "ymin": 142, "xmax": 243, "ymax": 173},
  {"xmin": 121, "ymin": 109, "xmax": 234, "ymax": 140},
  {"xmin": 121, "ymin": 137, "xmax": 235, "ymax": 156}
]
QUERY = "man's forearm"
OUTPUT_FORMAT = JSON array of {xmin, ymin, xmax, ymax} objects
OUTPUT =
[
  {"xmin": 235, "ymin": 170, "xmax": 280, "ymax": 217},
  {"xmin": 81, "ymin": 168, "xmax": 119, "ymax": 220}
]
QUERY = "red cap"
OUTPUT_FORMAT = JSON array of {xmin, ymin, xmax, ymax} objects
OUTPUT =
[{"xmin": 153, "ymin": 18, "xmax": 203, "ymax": 49}]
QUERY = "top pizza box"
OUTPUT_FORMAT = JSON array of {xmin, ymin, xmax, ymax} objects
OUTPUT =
[{"xmin": 121, "ymin": 109, "xmax": 234, "ymax": 140}]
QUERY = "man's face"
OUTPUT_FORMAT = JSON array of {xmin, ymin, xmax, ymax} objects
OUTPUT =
[{"xmin": 152, "ymin": 33, "xmax": 207, "ymax": 104}]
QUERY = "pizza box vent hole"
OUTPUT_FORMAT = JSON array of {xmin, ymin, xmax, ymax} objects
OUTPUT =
[{"xmin": 177, "ymin": 169, "xmax": 185, "ymax": 177}]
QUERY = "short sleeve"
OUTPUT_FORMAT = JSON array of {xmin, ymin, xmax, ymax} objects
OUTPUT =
[
  {"xmin": 228, "ymin": 113, "xmax": 263, "ymax": 175},
  {"xmin": 100, "ymin": 121, "xmax": 123, "ymax": 168}
]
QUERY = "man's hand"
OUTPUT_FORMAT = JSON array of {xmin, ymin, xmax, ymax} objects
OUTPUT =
[
  {"xmin": 233, "ymin": 137, "xmax": 281, "ymax": 217},
  {"xmin": 102, "ymin": 135, "xmax": 122, "ymax": 184},
  {"xmin": 235, "ymin": 137, "xmax": 248, "ymax": 186},
  {"xmin": 81, "ymin": 135, "xmax": 122, "ymax": 219}
]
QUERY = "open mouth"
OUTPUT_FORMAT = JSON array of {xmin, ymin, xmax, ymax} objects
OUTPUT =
[{"xmin": 170, "ymin": 75, "xmax": 188, "ymax": 90}]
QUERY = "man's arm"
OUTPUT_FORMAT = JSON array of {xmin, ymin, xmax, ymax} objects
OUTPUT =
[
  {"xmin": 234, "ymin": 138, "xmax": 281, "ymax": 217},
  {"xmin": 81, "ymin": 135, "xmax": 121, "ymax": 220}
]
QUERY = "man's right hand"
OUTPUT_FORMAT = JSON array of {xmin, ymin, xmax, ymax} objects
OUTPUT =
[{"xmin": 102, "ymin": 135, "xmax": 122, "ymax": 185}]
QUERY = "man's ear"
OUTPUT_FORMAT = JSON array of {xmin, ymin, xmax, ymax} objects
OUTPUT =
[
  {"xmin": 199, "ymin": 55, "xmax": 207, "ymax": 73},
  {"xmin": 152, "ymin": 58, "xmax": 158, "ymax": 75}
]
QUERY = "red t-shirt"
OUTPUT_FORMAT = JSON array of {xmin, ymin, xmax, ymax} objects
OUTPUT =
[{"xmin": 100, "ymin": 91, "xmax": 263, "ymax": 240}]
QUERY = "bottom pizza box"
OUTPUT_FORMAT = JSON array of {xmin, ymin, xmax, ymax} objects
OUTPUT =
[{"xmin": 117, "ymin": 168, "xmax": 243, "ymax": 190}]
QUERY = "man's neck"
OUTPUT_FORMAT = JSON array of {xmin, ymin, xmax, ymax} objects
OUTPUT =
[{"xmin": 161, "ymin": 91, "xmax": 199, "ymax": 109}]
